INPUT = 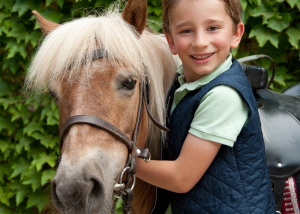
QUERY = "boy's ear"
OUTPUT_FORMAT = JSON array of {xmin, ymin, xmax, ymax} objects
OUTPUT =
[
  {"xmin": 231, "ymin": 22, "xmax": 245, "ymax": 49},
  {"xmin": 165, "ymin": 33, "xmax": 177, "ymax": 55}
]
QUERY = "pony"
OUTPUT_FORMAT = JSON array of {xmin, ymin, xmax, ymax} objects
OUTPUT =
[{"xmin": 25, "ymin": 0, "xmax": 178, "ymax": 213}]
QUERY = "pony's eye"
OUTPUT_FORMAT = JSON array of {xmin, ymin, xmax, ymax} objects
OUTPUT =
[
  {"xmin": 49, "ymin": 90, "xmax": 58, "ymax": 101},
  {"xmin": 122, "ymin": 79, "xmax": 137, "ymax": 90}
]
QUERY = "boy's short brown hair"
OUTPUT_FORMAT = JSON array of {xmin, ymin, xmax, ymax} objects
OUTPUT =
[{"xmin": 162, "ymin": 0, "xmax": 242, "ymax": 35}]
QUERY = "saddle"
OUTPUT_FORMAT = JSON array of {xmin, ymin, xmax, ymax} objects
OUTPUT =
[{"xmin": 239, "ymin": 56, "xmax": 300, "ymax": 213}]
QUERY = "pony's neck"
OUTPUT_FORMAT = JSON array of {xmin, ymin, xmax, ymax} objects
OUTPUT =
[{"xmin": 132, "ymin": 178, "xmax": 156, "ymax": 214}]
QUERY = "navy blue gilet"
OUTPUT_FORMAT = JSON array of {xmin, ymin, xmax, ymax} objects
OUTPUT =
[{"xmin": 165, "ymin": 59, "xmax": 276, "ymax": 214}]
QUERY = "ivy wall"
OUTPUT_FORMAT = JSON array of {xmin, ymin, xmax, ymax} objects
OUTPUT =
[{"xmin": 0, "ymin": 0, "xmax": 299, "ymax": 213}]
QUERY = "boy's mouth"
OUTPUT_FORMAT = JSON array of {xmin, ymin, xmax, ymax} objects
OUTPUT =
[{"xmin": 191, "ymin": 53, "xmax": 214, "ymax": 60}]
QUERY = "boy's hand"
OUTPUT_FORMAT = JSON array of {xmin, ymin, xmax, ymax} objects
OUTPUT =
[{"xmin": 136, "ymin": 133, "xmax": 221, "ymax": 193}]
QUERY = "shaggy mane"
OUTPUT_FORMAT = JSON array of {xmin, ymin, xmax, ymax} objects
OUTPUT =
[{"xmin": 25, "ymin": 6, "xmax": 177, "ymax": 153}]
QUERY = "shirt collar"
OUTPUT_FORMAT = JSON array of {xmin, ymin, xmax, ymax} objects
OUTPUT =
[{"xmin": 176, "ymin": 53, "xmax": 233, "ymax": 92}]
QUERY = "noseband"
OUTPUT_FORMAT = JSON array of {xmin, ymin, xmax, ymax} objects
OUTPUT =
[{"xmin": 58, "ymin": 49, "xmax": 169, "ymax": 214}]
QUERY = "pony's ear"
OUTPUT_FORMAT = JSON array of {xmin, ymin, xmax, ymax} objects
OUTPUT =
[
  {"xmin": 32, "ymin": 11, "xmax": 60, "ymax": 36},
  {"xmin": 122, "ymin": 0, "xmax": 147, "ymax": 35}
]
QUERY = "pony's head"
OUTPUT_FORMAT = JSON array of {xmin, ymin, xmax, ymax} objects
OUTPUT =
[{"xmin": 25, "ymin": 0, "xmax": 177, "ymax": 213}]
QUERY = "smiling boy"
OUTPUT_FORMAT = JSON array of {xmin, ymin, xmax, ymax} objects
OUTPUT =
[{"xmin": 136, "ymin": 0, "xmax": 276, "ymax": 213}]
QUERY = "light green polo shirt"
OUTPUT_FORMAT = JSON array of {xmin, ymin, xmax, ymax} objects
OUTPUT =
[{"xmin": 170, "ymin": 53, "xmax": 248, "ymax": 147}]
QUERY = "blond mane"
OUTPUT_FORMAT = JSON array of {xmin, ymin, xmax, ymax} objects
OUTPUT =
[{"xmin": 25, "ymin": 6, "xmax": 177, "ymax": 152}]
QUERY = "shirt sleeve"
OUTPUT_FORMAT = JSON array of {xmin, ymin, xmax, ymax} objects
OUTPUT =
[{"xmin": 189, "ymin": 85, "xmax": 248, "ymax": 147}]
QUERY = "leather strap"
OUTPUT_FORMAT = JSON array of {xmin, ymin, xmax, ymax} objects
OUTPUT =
[
  {"xmin": 271, "ymin": 178, "xmax": 286, "ymax": 212},
  {"xmin": 143, "ymin": 82, "xmax": 169, "ymax": 132},
  {"xmin": 59, "ymin": 115, "xmax": 133, "ymax": 151},
  {"xmin": 136, "ymin": 147, "xmax": 150, "ymax": 159},
  {"xmin": 122, "ymin": 189, "xmax": 134, "ymax": 214}
]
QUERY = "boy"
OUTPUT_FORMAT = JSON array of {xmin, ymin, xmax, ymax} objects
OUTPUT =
[{"xmin": 136, "ymin": 0, "xmax": 276, "ymax": 213}]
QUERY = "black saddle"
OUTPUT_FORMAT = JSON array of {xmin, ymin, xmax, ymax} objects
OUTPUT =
[
  {"xmin": 283, "ymin": 82, "xmax": 300, "ymax": 96},
  {"xmin": 239, "ymin": 55, "xmax": 300, "ymax": 212}
]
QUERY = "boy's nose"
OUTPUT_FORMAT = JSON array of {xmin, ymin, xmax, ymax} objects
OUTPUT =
[{"xmin": 192, "ymin": 32, "xmax": 209, "ymax": 48}]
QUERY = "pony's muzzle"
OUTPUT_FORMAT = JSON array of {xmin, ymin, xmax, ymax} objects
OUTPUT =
[{"xmin": 51, "ymin": 173, "xmax": 105, "ymax": 213}]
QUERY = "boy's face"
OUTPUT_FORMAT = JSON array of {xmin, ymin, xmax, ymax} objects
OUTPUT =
[{"xmin": 166, "ymin": 0, "xmax": 244, "ymax": 83}]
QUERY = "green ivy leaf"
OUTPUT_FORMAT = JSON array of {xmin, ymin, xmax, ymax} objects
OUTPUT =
[
  {"xmin": 27, "ymin": 145, "xmax": 47, "ymax": 160},
  {"xmin": 0, "ymin": 1, "xmax": 14, "ymax": 10},
  {"xmin": 0, "ymin": 115, "xmax": 18, "ymax": 135},
  {"xmin": 0, "ymin": 19, "xmax": 10, "ymax": 36},
  {"xmin": 286, "ymin": 27, "xmax": 300, "ymax": 49},
  {"xmin": 0, "ymin": 204, "xmax": 12, "ymax": 214},
  {"xmin": 16, "ymin": 136, "xmax": 33, "ymax": 153},
  {"xmin": 10, "ymin": 181, "xmax": 31, "ymax": 206},
  {"xmin": 0, "ymin": 96, "xmax": 22, "ymax": 110},
  {"xmin": 273, "ymin": 74, "xmax": 286, "ymax": 86},
  {"xmin": 25, "ymin": 31, "xmax": 41, "ymax": 48},
  {"xmin": 0, "ymin": 187, "xmax": 15, "ymax": 206},
  {"xmin": 0, "ymin": 163, "xmax": 11, "ymax": 183},
  {"xmin": 26, "ymin": 190, "xmax": 47, "ymax": 212},
  {"xmin": 267, "ymin": 13, "xmax": 291, "ymax": 32},
  {"xmin": 147, "ymin": 5, "xmax": 162, "ymax": 16},
  {"xmin": 21, "ymin": 169, "xmax": 42, "ymax": 191},
  {"xmin": 8, "ymin": 104, "xmax": 29, "ymax": 124},
  {"xmin": 240, "ymin": 0, "xmax": 247, "ymax": 10},
  {"xmin": 32, "ymin": 152, "xmax": 56, "ymax": 171},
  {"xmin": 31, "ymin": 132, "xmax": 54, "ymax": 148},
  {"xmin": 4, "ymin": 40, "xmax": 27, "ymax": 59},
  {"xmin": 0, "ymin": 77, "xmax": 13, "ymax": 97},
  {"xmin": 10, "ymin": 159, "xmax": 30, "ymax": 179},
  {"xmin": 23, "ymin": 121, "xmax": 44, "ymax": 136},
  {"xmin": 287, "ymin": 0, "xmax": 298, "ymax": 8},
  {"xmin": 115, "ymin": 198, "xmax": 123, "ymax": 213},
  {"xmin": 41, "ymin": 169, "xmax": 56, "ymax": 185},
  {"xmin": 11, "ymin": 0, "xmax": 32, "ymax": 17},
  {"xmin": 251, "ymin": 3, "xmax": 275, "ymax": 24},
  {"xmin": 49, "ymin": 136, "xmax": 59, "ymax": 149},
  {"xmin": 249, "ymin": 24, "xmax": 279, "ymax": 48},
  {"xmin": 0, "ymin": 140, "xmax": 10, "ymax": 153},
  {"xmin": 39, "ymin": 8, "xmax": 64, "ymax": 23},
  {"xmin": 41, "ymin": 103, "xmax": 59, "ymax": 125},
  {"xmin": 46, "ymin": 0, "xmax": 64, "ymax": 8},
  {"xmin": 7, "ymin": 23, "xmax": 26, "ymax": 43},
  {"xmin": 0, "ymin": 12, "xmax": 11, "ymax": 25},
  {"xmin": 2, "ymin": 55, "xmax": 22, "ymax": 75},
  {"xmin": 0, "ymin": 193, "xmax": 11, "ymax": 207}
]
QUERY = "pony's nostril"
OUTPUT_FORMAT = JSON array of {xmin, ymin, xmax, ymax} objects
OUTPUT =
[
  {"xmin": 88, "ymin": 178, "xmax": 105, "ymax": 210},
  {"xmin": 91, "ymin": 178, "xmax": 102, "ymax": 197},
  {"xmin": 51, "ymin": 181, "xmax": 65, "ymax": 211}
]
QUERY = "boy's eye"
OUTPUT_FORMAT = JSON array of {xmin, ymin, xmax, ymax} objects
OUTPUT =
[
  {"xmin": 180, "ymin": 29, "xmax": 192, "ymax": 34},
  {"xmin": 208, "ymin": 26, "xmax": 218, "ymax": 31}
]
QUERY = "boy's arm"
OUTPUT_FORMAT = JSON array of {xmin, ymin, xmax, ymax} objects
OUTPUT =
[{"xmin": 136, "ymin": 133, "xmax": 221, "ymax": 193}]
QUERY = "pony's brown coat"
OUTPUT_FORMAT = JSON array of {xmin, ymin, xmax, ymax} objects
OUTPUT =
[{"xmin": 27, "ymin": 4, "xmax": 177, "ymax": 213}]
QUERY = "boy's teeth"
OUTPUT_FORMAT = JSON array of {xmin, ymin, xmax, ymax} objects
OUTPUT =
[{"xmin": 192, "ymin": 54, "xmax": 213, "ymax": 60}]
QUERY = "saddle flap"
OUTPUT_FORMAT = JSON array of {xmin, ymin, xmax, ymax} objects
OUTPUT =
[{"xmin": 256, "ymin": 89, "xmax": 300, "ymax": 178}]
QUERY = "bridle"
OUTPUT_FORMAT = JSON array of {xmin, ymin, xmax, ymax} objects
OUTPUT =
[{"xmin": 58, "ymin": 48, "xmax": 169, "ymax": 214}]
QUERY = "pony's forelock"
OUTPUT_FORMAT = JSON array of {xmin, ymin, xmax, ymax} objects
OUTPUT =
[{"xmin": 25, "ymin": 6, "xmax": 177, "ymax": 152}]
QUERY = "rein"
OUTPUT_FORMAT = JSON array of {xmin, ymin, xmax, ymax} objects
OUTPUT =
[{"xmin": 58, "ymin": 49, "xmax": 169, "ymax": 214}]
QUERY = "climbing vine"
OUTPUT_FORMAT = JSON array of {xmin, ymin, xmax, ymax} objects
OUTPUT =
[{"xmin": 0, "ymin": 0, "xmax": 299, "ymax": 213}]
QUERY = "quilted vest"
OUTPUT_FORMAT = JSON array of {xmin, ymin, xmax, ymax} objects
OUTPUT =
[{"xmin": 165, "ymin": 59, "xmax": 276, "ymax": 214}]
